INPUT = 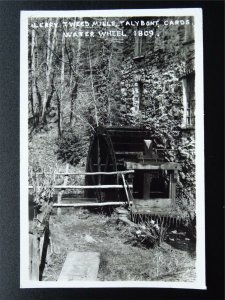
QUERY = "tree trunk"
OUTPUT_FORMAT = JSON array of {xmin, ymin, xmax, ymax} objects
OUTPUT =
[
  {"xmin": 69, "ymin": 31, "xmax": 81, "ymax": 126},
  {"xmin": 107, "ymin": 50, "xmax": 113, "ymax": 126},
  {"xmin": 30, "ymin": 28, "xmax": 40, "ymax": 128},
  {"xmin": 88, "ymin": 45, "xmax": 99, "ymax": 127},
  {"xmin": 70, "ymin": 80, "xmax": 78, "ymax": 126},
  {"xmin": 56, "ymin": 93, "xmax": 61, "ymax": 136},
  {"xmin": 57, "ymin": 31, "xmax": 65, "ymax": 136},
  {"xmin": 41, "ymin": 18, "xmax": 58, "ymax": 124}
]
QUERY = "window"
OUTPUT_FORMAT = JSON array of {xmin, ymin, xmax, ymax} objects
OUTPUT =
[
  {"xmin": 184, "ymin": 18, "xmax": 194, "ymax": 44},
  {"xmin": 134, "ymin": 34, "xmax": 143, "ymax": 58},
  {"xmin": 138, "ymin": 81, "xmax": 144, "ymax": 110},
  {"xmin": 133, "ymin": 29, "xmax": 146, "ymax": 59},
  {"xmin": 182, "ymin": 73, "xmax": 195, "ymax": 128},
  {"xmin": 132, "ymin": 74, "xmax": 144, "ymax": 113}
]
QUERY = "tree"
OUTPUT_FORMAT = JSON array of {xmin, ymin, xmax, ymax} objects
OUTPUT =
[
  {"xmin": 41, "ymin": 18, "xmax": 58, "ymax": 124},
  {"xmin": 28, "ymin": 16, "xmax": 125, "ymax": 138},
  {"xmin": 30, "ymin": 27, "xmax": 40, "ymax": 128}
]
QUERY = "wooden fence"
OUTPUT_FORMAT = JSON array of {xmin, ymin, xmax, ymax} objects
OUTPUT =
[
  {"xmin": 29, "ymin": 217, "xmax": 50, "ymax": 280},
  {"xmin": 29, "ymin": 169, "xmax": 134, "ymax": 208},
  {"xmin": 29, "ymin": 168, "xmax": 134, "ymax": 280}
]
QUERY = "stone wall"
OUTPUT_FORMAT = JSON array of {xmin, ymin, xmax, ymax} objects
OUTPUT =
[{"xmin": 120, "ymin": 16, "xmax": 196, "ymax": 209}]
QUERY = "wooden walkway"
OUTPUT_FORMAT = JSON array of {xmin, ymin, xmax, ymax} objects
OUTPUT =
[{"xmin": 58, "ymin": 252, "xmax": 100, "ymax": 281}]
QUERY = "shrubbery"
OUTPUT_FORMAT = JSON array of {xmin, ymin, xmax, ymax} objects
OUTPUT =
[
  {"xmin": 29, "ymin": 162, "xmax": 55, "ymax": 222},
  {"xmin": 55, "ymin": 128, "xmax": 89, "ymax": 166},
  {"xmin": 129, "ymin": 220, "xmax": 168, "ymax": 248}
]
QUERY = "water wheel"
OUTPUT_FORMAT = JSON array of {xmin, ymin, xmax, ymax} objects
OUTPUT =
[{"xmin": 85, "ymin": 126, "xmax": 151, "ymax": 202}]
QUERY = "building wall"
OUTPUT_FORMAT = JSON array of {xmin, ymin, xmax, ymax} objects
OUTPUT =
[{"xmin": 120, "ymin": 17, "xmax": 196, "ymax": 206}]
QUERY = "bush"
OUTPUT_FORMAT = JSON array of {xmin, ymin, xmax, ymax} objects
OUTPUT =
[
  {"xmin": 133, "ymin": 220, "xmax": 169, "ymax": 248},
  {"xmin": 29, "ymin": 162, "xmax": 55, "ymax": 227},
  {"xmin": 175, "ymin": 187, "xmax": 196, "ymax": 240},
  {"xmin": 119, "ymin": 214, "xmax": 169, "ymax": 249},
  {"xmin": 56, "ymin": 128, "xmax": 88, "ymax": 166}
]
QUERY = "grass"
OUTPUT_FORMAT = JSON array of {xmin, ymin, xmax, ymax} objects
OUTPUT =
[{"xmin": 42, "ymin": 208, "xmax": 196, "ymax": 282}]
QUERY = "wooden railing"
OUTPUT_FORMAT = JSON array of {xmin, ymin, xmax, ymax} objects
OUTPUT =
[
  {"xmin": 29, "ymin": 168, "xmax": 134, "ymax": 280},
  {"xmin": 29, "ymin": 169, "xmax": 135, "ymax": 208}
]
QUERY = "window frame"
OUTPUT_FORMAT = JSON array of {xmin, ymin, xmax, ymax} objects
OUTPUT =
[{"xmin": 181, "ymin": 72, "xmax": 195, "ymax": 129}]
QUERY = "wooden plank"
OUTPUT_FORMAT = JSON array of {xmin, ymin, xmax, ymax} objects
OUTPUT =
[
  {"xmin": 29, "ymin": 184, "xmax": 133, "ymax": 189},
  {"xmin": 53, "ymin": 201, "xmax": 132, "ymax": 208},
  {"xmin": 115, "ymin": 151, "xmax": 143, "ymax": 155},
  {"xmin": 125, "ymin": 161, "xmax": 180, "ymax": 170},
  {"xmin": 131, "ymin": 208, "xmax": 173, "ymax": 215},
  {"xmin": 107, "ymin": 129, "xmax": 150, "ymax": 137},
  {"xmin": 113, "ymin": 142, "xmax": 143, "ymax": 145},
  {"xmin": 31, "ymin": 170, "xmax": 135, "ymax": 177},
  {"xmin": 58, "ymin": 252, "xmax": 100, "ymax": 281},
  {"xmin": 121, "ymin": 174, "xmax": 131, "ymax": 207},
  {"xmin": 133, "ymin": 199, "xmax": 172, "ymax": 209},
  {"xmin": 31, "ymin": 234, "xmax": 40, "ymax": 280},
  {"xmin": 55, "ymin": 184, "xmax": 133, "ymax": 189}
]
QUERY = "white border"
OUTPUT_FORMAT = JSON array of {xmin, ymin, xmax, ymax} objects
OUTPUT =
[{"xmin": 20, "ymin": 8, "xmax": 205, "ymax": 289}]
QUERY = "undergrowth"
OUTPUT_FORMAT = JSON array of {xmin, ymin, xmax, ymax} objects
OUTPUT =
[{"xmin": 43, "ymin": 209, "xmax": 196, "ymax": 282}]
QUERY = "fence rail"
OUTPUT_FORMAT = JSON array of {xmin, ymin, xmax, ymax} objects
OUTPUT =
[
  {"xmin": 53, "ymin": 201, "xmax": 133, "ymax": 208},
  {"xmin": 31, "ymin": 170, "xmax": 135, "ymax": 176},
  {"xmin": 29, "ymin": 184, "xmax": 133, "ymax": 189},
  {"xmin": 29, "ymin": 169, "xmax": 134, "ymax": 210},
  {"xmin": 29, "ymin": 170, "xmax": 134, "ymax": 190}
]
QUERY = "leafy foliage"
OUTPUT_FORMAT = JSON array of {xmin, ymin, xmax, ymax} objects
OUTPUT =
[
  {"xmin": 55, "ymin": 128, "xmax": 89, "ymax": 166},
  {"xmin": 118, "ymin": 213, "xmax": 169, "ymax": 248},
  {"xmin": 129, "ymin": 221, "xmax": 168, "ymax": 248},
  {"xmin": 29, "ymin": 162, "xmax": 55, "ymax": 226},
  {"xmin": 175, "ymin": 189, "xmax": 196, "ymax": 240}
]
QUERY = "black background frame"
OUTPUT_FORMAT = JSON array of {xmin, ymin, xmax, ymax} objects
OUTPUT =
[{"xmin": 0, "ymin": 1, "xmax": 224, "ymax": 300}]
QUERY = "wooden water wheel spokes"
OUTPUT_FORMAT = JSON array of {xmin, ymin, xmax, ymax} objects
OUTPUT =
[{"xmin": 85, "ymin": 127, "xmax": 118, "ymax": 202}]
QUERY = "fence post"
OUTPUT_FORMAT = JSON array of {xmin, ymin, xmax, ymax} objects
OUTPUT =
[
  {"xmin": 121, "ymin": 174, "xmax": 131, "ymax": 207},
  {"xmin": 31, "ymin": 229, "xmax": 40, "ymax": 280},
  {"xmin": 57, "ymin": 164, "xmax": 69, "ymax": 215}
]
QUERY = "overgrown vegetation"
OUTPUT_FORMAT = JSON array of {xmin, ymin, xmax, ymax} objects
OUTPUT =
[
  {"xmin": 56, "ymin": 128, "xmax": 89, "ymax": 166},
  {"xmin": 123, "ymin": 213, "xmax": 169, "ymax": 248},
  {"xmin": 130, "ymin": 221, "xmax": 168, "ymax": 248},
  {"xmin": 43, "ymin": 209, "xmax": 196, "ymax": 282},
  {"xmin": 29, "ymin": 162, "xmax": 55, "ymax": 224}
]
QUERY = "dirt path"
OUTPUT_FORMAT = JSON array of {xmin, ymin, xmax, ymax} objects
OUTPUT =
[{"xmin": 42, "ymin": 208, "xmax": 196, "ymax": 282}]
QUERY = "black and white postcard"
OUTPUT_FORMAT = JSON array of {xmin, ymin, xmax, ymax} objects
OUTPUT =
[{"xmin": 20, "ymin": 8, "xmax": 205, "ymax": 289}]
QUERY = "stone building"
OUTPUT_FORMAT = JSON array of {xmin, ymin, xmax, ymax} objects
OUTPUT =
[{"xmin": 120, "ymin": 16, "xmax": 196, "ymax": 207}]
